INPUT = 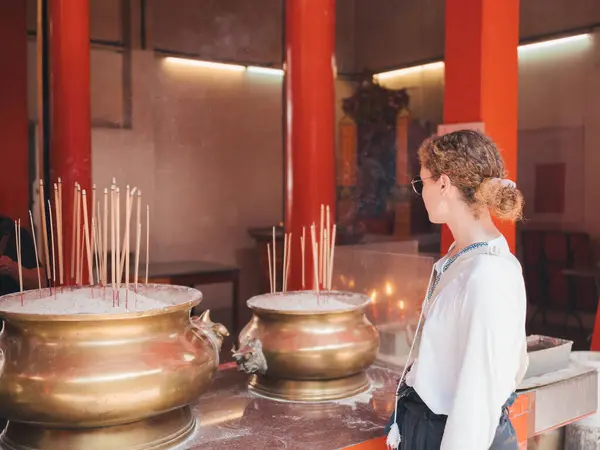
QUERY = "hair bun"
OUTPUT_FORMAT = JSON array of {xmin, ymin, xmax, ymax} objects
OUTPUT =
[{"xmin": 476, "ymin": 178, "xmax": 524, "ymax": 221}]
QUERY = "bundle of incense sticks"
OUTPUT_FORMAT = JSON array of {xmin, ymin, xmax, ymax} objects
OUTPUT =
[
  {"xmin": 265, "ymin": 204, "xmax": 336, "ymax": 294},
  {"xmin": 266, "ymin": 227, "xmax": 293, "ymax": 293},
  {"xmin": 20, "ymin": 178, "xmax": 152, "ymax": 306},
  {"xmin": 308, "ymin": 204, "xmax": 336, "ymax": 291}
]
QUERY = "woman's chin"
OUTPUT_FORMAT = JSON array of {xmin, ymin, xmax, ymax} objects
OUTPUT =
[{"xmin": 427, "ymin": 213, "xmax": 445, "ymax": 225}]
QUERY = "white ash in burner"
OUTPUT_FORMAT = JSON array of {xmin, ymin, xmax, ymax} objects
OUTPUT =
[
  {"xmin": 0, "ymin": 288, "xmax": 168, "ymax": 315},
  {"xmin": 248, "ymin": 292, "xmax": 359, "ymax": 312}
]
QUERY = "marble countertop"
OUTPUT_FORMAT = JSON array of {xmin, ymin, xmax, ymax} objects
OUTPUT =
[
  {"xmin": 171, "ymin": 361, "xmax": 597, "ymax": 448},
  {"xmin": 174, "ymin": 364, "xmax": 398, "ymax": 450}
]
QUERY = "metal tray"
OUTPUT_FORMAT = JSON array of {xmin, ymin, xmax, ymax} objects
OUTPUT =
[{"xmin": 525, "ymin": 335, "xmax": 573, "ymax": 379}]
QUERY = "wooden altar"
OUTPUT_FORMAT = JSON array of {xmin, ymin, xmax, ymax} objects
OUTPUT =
[{"xmin": 337, "ymin": 79, "xmax": 434, "ymax": 241}]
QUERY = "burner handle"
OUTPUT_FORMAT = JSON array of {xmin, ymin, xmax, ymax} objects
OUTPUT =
[
  {"xmin": 231, "ymin": 337, "xmax": 268, "ymax": 375},
  {"xmin": 189, "ymin": 310, "xmax": 229, "ymax": 352}
]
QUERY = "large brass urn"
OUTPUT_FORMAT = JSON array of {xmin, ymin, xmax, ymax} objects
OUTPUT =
[
  {"xmin": 233, "ymin": 291, "xmax": 379, "ymax": 402},
  {"xmin": 0, "ymin": 284, "xmax": 228, "ymax": 450}
]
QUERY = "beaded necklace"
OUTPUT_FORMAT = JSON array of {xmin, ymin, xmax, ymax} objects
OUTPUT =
[{"xmin": 425, "ymin": 241, "xmax": 489, "ymax": 304}]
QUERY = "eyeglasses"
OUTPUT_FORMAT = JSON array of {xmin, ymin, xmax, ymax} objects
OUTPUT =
[{"xmin": 410, "ymin": 176, "xmax": 432, "ymax": 196}]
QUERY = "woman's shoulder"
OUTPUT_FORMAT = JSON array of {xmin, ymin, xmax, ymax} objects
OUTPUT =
[
  {"xmin": 458, "ymin": 253, "xmax": 526, "ymax": 312},
  {"xmin": 464, "ymin": 236, "xmax": 522, "ymax": 275},
  {"xmin": 464, "ymin": 251, "xmax": 523, "ymax": 290},
  {"xmin": 471, "ymin": 249, "xmax": 522, "ymax": 274}
]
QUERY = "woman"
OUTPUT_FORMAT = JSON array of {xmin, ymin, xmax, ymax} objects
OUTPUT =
[{"xmin": 386, "ymin": 130, "xmax": 528, "ymax": 450}]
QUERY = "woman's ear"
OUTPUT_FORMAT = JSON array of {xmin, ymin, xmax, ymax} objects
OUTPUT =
[{"xmin": 439, "ymin": 174, "xmax": 451, "ymax": 194}]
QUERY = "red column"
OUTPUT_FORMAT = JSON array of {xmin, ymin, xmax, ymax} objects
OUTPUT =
[
  {"xmin": 49, "ymin": 0, "xmax": 92, "ymax": 281},
  {"xmin": 442, "ymin": 0, "xmax": 520, "ymax": 253},
  {"xmin": 592, "ymin": 302, "xmax": 600, "ymax": 351},
  {"xmin": 284, "ymin": 0, "xmax": 336, "ymax": 290},
  {"xmin": 0, "ymin": 2, "xmax": 29, "ymax": 223}
]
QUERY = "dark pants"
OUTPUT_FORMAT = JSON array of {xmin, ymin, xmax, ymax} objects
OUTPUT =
[{"xmin": 385, "ymin": 386, "xmax": 518, "ymax": 450}]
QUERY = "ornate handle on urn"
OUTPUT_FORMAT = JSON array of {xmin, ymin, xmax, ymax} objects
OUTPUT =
[
  {"xmin": 189, "ymin": 310, "xmax": 230, "ymax": 352},
  {"xmin": 232, "ymin": 338, "xmax": 268, "ymax": 375}
]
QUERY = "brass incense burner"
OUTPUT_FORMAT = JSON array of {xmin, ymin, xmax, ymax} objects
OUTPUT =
[
  {"xmin": 233, "ymin": 291, "xmax": 379, "ymax": 402},
  {"xmin": 0, "ymin": 284, "xmax": 228, "ymax": 450}
]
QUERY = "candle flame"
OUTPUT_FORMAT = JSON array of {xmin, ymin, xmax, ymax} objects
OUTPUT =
[
  {"xmin": 385, "ymin": 282, "xmax": 393, "ymax": 295},
  {"xmin": 370, "ymin": 289, "xmax": 377, "ymax": 302}
]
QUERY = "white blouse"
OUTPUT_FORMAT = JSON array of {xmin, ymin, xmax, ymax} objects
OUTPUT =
[{"xmin": 405, "ymin": 236, "xmax": 528, "ymax": 450}]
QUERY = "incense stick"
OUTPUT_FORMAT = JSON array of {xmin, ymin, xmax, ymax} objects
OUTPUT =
[
  {"xmin": 91, "ymin": 185, "xmax": 96, "ymax": 229},
  {"xmin": 92, "ymin": 216, "xmax": 100, "ymax": 286},
  {"xmin": 48, "ymin": 200, "xmax": 56, "ymax": 287},
  {"xmin": 145, "ymin": 205, "xmax": 150, "ymax": 284},
  {"xmin": 82, "ymin": 190, "xmax": 93, "ymax": 286},
  {"xmin": 134, "ymin": 191, "xmax": 141, "ymax": 288},
  {"xmin": 310, "ymin": 224, "xmax": 319, "ymax": 294},
  {"xmin": 39, "ymin": 180, "xmax": 50, "ymax": 281},
  {"xmin": 285, "ymin": 233, "xmax": 292, "ymax": 292},
  {"xmin": 124, "ymin": 188, "xmax": 131, "ymax": 302},
  {"xmin": 272, "ymin": 226, "xmax": 276, "ymax": 292},
  {"xmin": 75, "ymin": 185, "xmax": 82, "ymax": 284},
  {"xmin": 96, "ymin": 203, "xmax": 103, "ymax": 285},
  {"xmin": 117, "ymin": 188, "xmax": 127, "ymax": 282},
  {"xmin": 28, "ymin": 210, "xmax": 42, "ymax": 296},
  {"xmin": 282, "ymin": 233, "xmax": 288, "ymax": 292},
  {"xmin": 328, "ymin": 225, "xmax": 337, "ymax": 290},
  {"xmin": 55, "ymin": 181, "xmax": 64, "ymax": 286},
  {"xmin": 301, "ymin": 227, "xmax": 306, "ymax": 289},
  {"xmin": 111, "ymin": 185, "xmax": 116, "ymax": 295},
  {"xmin": 135, "ymin": 222, "xmax": 141, "ymax": 290},
  {"xmin": 323, "ymin": 229, "xmax": 328, "ymax": 291},
  {"xmin": 118, "ymin": 187, "xmax": 136, "ymax": 283},
  {"xmin": 15, "ymin": 220, "xmax": 23, "ymax": 297},
  {"xmin": 103, "ymin": 188, "xmax": 108, "ymax": 286},
  {"xmin": 91, "ymin": 184, "xmax": 97, "ymax": 283},
  {"xmin": 78, "ymin": 230, "xmax": 84, "ymax": 286},
  {"xmin": 326, "ymin": 205, "xmax": 331, "ymax": 287},
  {"xmin": 319, "ymin": 204, "xmax": 324, "ymax": 286},
  {"xmin": 116, "ymin": 187, "xmax": 121, "ymax": 289},
  {"xmin": 71, "ymin": 182, "xmax": 77, "ymax": 283},
  {"xmin": 267, "ymin": 243, "xmax": 273, "ymax": 293}
]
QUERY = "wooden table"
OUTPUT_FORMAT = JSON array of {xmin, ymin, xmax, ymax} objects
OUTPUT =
[{"xmin": 145, "ymin": 261, "xmax": 241, "ymax": 336}]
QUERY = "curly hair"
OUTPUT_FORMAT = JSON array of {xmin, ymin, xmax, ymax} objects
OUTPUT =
[{"xmin": 418, "ymin": 130, "xmax": 524, "ymax": 221}]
